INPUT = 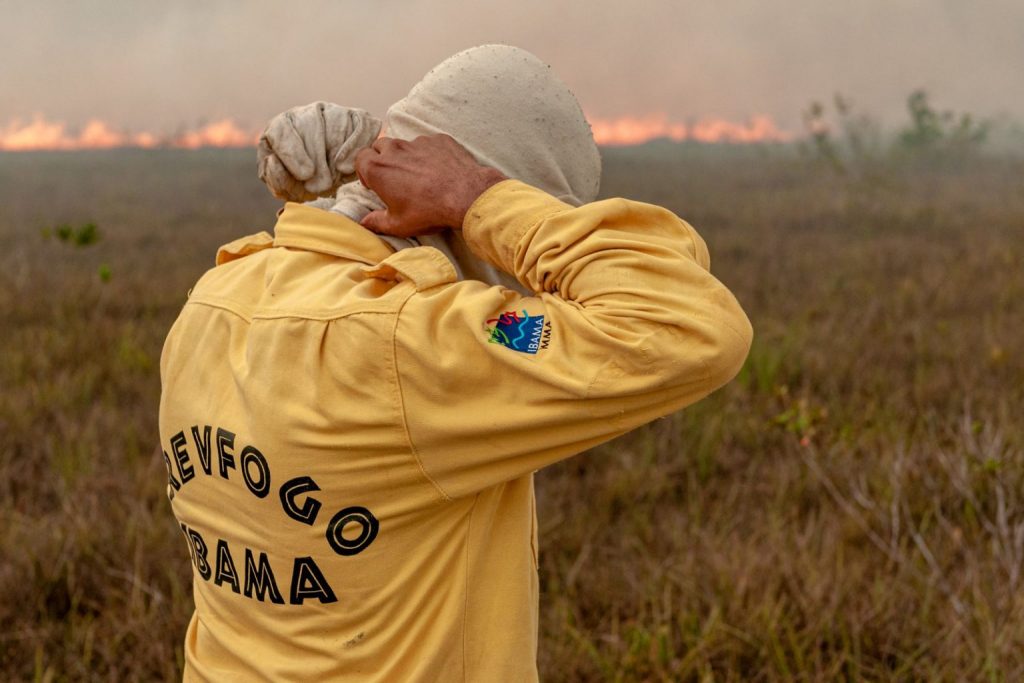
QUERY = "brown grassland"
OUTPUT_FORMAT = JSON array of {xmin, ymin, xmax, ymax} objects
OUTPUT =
[{"xmin": 1, "ymin": 145, "xmax": 1023, "ymax": 681}]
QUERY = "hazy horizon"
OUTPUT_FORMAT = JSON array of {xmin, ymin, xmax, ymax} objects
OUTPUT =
[{"xmin": 2, "ymin": 0, "xmax": 1021, "ymax": 138}]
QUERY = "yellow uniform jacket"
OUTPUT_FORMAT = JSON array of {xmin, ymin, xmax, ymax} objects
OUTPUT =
[{"xmin": 158, "ymin": 179, "xmax": 753, "ymax": 681}]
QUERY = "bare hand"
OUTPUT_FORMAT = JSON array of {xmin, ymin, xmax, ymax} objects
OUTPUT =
[{"xmin": 354, "ymin": 134, "xmax": 507, "ymax": 237}]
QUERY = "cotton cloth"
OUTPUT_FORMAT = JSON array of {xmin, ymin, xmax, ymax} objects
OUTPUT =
[
  {"xmin": 258, "ymin": 102, "xmax": 381, "ymax": 202},
  {"xmin": 312, "ymin": 44, "xmax": 602, "ymax": 295}
]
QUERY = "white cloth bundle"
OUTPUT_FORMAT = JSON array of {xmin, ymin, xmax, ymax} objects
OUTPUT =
[{"xmin": 258, "ymin": 102, "xmax": 381, "ymax": 202}]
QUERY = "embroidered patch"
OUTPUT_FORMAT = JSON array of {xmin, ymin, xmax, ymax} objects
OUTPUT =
[{"xmin": 485, "ymin": 309, "xmax": 552, "ymax": 354}]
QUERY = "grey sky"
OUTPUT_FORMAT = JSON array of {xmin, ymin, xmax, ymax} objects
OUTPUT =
[{"xmin": 2, "ymin": 0, "xmax": 1021, "ymax": 133}]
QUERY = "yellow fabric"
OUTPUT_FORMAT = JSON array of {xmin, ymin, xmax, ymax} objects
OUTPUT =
[{"xmin": 158, "ymin": 179, "xmax": 753, "ymax": 682}]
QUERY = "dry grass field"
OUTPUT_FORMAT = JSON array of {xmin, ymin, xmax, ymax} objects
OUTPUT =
[{"xmin": 1, "ymin": 144, "xmax": 1023, "ymax": 681}]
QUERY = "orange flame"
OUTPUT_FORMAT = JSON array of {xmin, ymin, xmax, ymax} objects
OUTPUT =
[
  {"xmin": 587, "ymin": 113, "xmax": 792, "ymax": 145},
  {"xmin": 1, "ymin": 113, "xmax": 793, "ymax": 151},
  {"xmin": 172, "ymin": 119, "xmax": 258, "ymax": 149},
  {"xmin": 0, "ymin": 115, "xmax": 260, "ymax": 151}
]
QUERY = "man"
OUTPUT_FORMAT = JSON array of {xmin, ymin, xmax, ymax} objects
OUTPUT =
[{"xmin": 159, "ymin": 45, "xmax": 752, "ymax": 681}]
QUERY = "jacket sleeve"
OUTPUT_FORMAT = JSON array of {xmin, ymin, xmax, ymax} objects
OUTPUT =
[{"xmin": 392, "ymin": 179, "xmax": 753, "ymax": 500}]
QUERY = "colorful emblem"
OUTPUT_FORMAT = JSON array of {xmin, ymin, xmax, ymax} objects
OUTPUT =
[{"xmin": 485, "ymin": 309, "xmax": 552, "ymax": 354}]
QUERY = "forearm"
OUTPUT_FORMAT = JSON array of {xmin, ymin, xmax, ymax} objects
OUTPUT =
[{"xmin": 462, "ymin": 179, "xmax": 752, "ymax": 389}]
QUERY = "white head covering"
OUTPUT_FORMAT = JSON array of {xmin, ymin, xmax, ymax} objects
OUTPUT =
[{"xmin": 323, "ymin": 44, "xmax": 602, "ymax": 295}]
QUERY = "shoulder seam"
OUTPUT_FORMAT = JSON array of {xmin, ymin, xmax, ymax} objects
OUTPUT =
[
  {"xmin": 391, "ymin": 289, "xmax": 452, "ymax": 503},
  {"xmin": 189, "ymin": 294, "xmax": 400, "ymax": 323},
  {"xmin": 253, "ymin": 305, "xmax": 396, "ymax": 321},
  {"xmin": 185, "ymin": 296, "xmax": 253, "ymax": 323}
]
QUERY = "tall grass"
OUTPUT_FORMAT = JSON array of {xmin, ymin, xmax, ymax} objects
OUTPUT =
[{"xmin": 1, "ymin": 146, "xmax": 1022, "ymax": 680}]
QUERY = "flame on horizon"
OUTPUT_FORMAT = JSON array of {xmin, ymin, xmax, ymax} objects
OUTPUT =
[
  {"xmin": 588, "ymin": 113, "xmax": 792, "ymax": 145},
  {"xmin": 0, "ymin": 113, "xmax": 793, "ymax": 151},
  {"xmin": 0, "ymin": 115, "xmax": 259, "ymax": 151}
]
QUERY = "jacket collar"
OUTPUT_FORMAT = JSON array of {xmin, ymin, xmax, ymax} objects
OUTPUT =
[{"xmin": 272, "ymin": 202, "xmax": 396, "ymax": 265}]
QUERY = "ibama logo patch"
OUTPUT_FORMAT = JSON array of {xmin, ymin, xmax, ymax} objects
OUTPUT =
[{"xmin": 485, "ymin": 309, "xmax": 552, "ymax": 354}]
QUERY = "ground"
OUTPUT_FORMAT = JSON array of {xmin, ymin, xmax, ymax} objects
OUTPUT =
[{"xmin": 1, "ymin": 145, "xmax": 1022, "ymax": 681}]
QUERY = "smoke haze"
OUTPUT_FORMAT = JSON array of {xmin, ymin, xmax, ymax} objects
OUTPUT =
[{"xmin": 2, "ymin": 0, "xmax": 1021, "ymax": 133}]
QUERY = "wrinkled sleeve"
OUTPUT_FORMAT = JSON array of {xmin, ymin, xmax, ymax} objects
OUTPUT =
[{"xmin": 392, "ymin": 179, "xmax": 753, "ymax": 500}]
